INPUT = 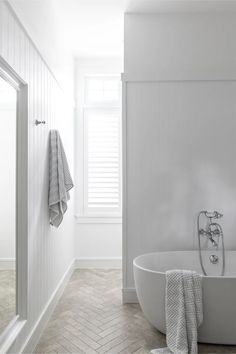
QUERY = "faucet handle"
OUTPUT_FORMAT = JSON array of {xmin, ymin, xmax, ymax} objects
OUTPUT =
[{"xmin": 214, "ymin": 211, "xmax": 223, "ymax": 219}]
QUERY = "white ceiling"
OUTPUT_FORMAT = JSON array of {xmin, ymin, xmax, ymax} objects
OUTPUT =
[
  {"xmin": 9, "ymin": 0, "xmax": 236, "ymax": 59},
  {"xmin": 53, "ymin": 0, "xmax": 126, "ymax": 58},
  {"xmin": 10, "ymin": 0, "xmax": 127, "ymax": 58}
]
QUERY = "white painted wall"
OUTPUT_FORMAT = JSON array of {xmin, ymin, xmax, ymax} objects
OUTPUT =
[
  {"xmin": 75, "ymin": 223, "xmax": 122, "ymax": 266},
  {"xmin": 75, "ymin": 58, "xmax": 122, "ymax": 266},
  {"xmin": 0, "ymin": 1, "xmax": 74, "ymax": 351},
  {"xmin": 124, "ymin": 13, "xmax": 236, "ymax": 79},
  {"xmin": 124, "ymin": 12, "xmax": 236, "ymax": 292},
  {"xmin": 0, "ymin": 93, "xmax": 16, "ymax": 263}
]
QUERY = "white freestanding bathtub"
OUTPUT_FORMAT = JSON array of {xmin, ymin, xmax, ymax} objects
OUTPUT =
[{"xmin": 133, "ymin": 251, "xmax": 236, "ymax": 345}]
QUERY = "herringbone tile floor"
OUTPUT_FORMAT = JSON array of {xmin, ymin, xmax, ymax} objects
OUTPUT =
[
  {"xmin": 0, "ymin": 270, "xmax": 15, "ymax": 335},
  {"xmin": 34, "ymin": 270, "xmax": 236, "ymax": 354}
]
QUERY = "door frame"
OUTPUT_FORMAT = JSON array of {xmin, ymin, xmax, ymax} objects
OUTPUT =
[{"xmin": 0, "ymin": 55, "xmax": 28, "ymax": 353}]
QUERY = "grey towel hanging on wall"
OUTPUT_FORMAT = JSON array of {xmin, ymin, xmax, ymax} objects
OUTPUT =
[{"xmin": 49, "ymin": 130, "xmax": 74, "ymax": 227}]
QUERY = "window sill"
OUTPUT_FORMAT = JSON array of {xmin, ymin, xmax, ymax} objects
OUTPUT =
[{"xmin": 74, "ymin": 215, "xmax": 122, "ymax": 224}]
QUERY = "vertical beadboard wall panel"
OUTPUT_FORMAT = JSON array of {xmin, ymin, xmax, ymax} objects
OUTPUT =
[
  {"xmin": 0, "ymin": 1, "xmax": 74, "ymax": 352},
  {"xmin": 123, "ymin": 13, "xmax": 236, "ymax": 292}
]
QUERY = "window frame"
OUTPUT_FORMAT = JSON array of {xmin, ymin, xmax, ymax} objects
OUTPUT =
[{"xmin": 75, "ymin": 71, "xmax": 122, "ymax": 221}]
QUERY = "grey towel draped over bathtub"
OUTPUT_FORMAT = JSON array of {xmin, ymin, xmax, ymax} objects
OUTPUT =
[
  {"xmin": 151, "ymin": 269, "xmax": 203, "ymax": 354},
  {"xmin": 49, "ymin": 130, "xmax": 74, "ymax": 227}
]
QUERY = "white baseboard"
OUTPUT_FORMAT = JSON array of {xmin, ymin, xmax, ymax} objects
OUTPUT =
[
  {"xmin": 122, "ymin": 288, "xmax": 138, "ymax": 303},
  {"xmin": 20, "ymin": 259, "xmax": 75, "ymax": 354},
  {"xmin": 0, "ymin": 258, "xmax": 16, "ymax": 270},
  {"xmin": 75, "ymin": 257, "xmax": 122, "ymax": 269}
]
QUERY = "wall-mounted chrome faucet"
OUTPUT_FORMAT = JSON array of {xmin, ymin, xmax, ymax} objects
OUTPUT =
[
  {"xmin": 199, "ymin": 224, "xmax": 222, "ymax": 248},
  {"xmin": 198, "ymin": 210, "xmax": 223, "ymax": 247},
  {"xmin": 199, "ymin": 228, "xmax": 218, "ymax": 247},
  {"xmin": 197, "ymin": 210, "xmax": 225, "ymax": 276}
]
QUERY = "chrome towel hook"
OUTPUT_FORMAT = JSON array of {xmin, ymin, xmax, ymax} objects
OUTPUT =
[{"xmin": 35, "ymin": 119, "xmax": 46, "ymax": 125}]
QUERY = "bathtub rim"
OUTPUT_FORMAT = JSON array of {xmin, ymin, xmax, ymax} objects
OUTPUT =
[{"xmin": 133, "ymin": 250, "xmax": 236, "ymax": 279}]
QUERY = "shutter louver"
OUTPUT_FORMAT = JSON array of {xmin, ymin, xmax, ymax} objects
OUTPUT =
[{"xmin": 86, "ymin": 109, "xmax": 120, "ymax": 210}]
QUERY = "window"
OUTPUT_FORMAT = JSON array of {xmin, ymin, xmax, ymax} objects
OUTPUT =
[{"xmin": 79, "ymin": 76, "xmax": 121, "ymax": 218}]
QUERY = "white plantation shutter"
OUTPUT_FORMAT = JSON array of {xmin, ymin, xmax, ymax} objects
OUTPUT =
[{"xmin": 83, "ymin": 77, "xmax": 121, "ymax": 215}]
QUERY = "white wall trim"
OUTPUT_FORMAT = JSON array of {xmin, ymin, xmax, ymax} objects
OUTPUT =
[
  {"xmin": 75, "ymin": 257, "xmax": 122, "ymax": 269},
  {"xmin": 122, "ymin": 74, "xmax": 127, "ymax": 291},
  {"xmin": 18, "ymin": 259, "xmax": 75, "ymax": 354},
  {"xmin": 0, "ymin": 317, "xmax": 26, "ymax": 354},
  {"xmin": 122, "ymin": 288, "xmax": 138, "ymax": 304},
  {"xmin": 0, "ymin": 258, "xmax": 16, "ymax": 270},
  {"xmin": 121, "ymin": 73, "xmax": 236, "ymax": 83},
  {"xmin": 75, "ymin": 215, "xmax": 122, "ymax": 224},
  {"xmin": 126, "ymin": 0, "xmax": 236, "ymax": 13}
]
